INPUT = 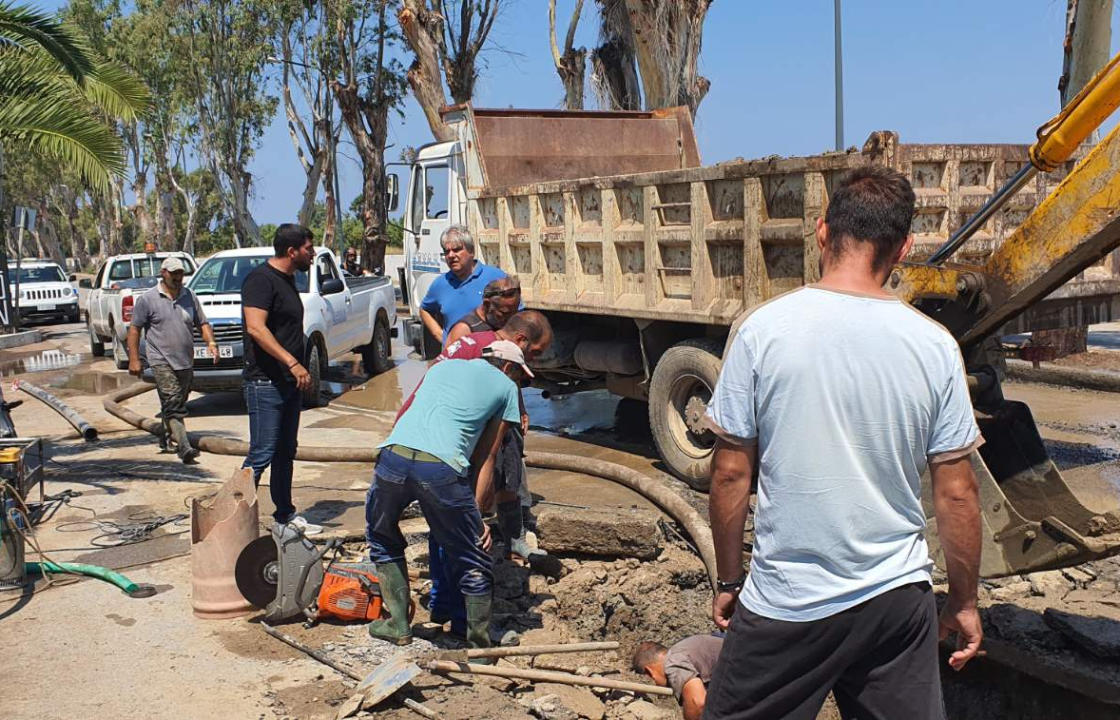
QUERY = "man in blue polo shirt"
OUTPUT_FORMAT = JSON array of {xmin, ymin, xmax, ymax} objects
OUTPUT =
[{"xmin": 419, "ymin": 225, "xmax": 507, "ymax": 344}]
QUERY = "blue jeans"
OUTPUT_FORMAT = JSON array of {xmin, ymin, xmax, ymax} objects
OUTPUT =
[
  {"xmin": 428, "ymin": 537, "xmax": 466, "ymax": 632},
  {"xmin": 243, "ymin": 379, "xmax": 301, "ymax": 522},
  {"xmin": 366, "ymin": 449, "xmax": 492, "ymax": 598}
]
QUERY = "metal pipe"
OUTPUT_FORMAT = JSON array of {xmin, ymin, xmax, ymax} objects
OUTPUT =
[
  {"xmin": 925, "ymin": 163, "xmax": 1037, "ymax": 265},
  {"xmin": 15, "ymin": 380, "xmax": 98, "ymax": 442}
]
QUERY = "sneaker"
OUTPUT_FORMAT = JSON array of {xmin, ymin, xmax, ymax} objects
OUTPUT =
[{"xmin": 284, "ymin": 515, "xmax": 323, "ymax": 536}]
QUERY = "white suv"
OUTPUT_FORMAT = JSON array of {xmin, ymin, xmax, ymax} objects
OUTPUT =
[{"xmin": 7, "ymin": 261, "xmax": 79, "ymax": 324}]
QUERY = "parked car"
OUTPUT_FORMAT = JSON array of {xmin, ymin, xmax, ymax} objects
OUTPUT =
[
  {"xmin": 187, "ymin": 247, "xmax": 397, "ymax": 405},
  {"xmin": 84, "ymin": 251, "xmax": 197, "ymax": 369},
  {"xmin": 6, "ymin": 260, "xmax": 79, "ymax": 324}
]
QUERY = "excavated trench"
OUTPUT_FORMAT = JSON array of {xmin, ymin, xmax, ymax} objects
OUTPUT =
[{"xmin": 95, "ymin": 375, "xmax": 1120, "ymax": 720}]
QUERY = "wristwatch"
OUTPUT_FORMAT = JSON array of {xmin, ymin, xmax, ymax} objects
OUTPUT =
[{"xmin": 716, "ymin": 574, "xmax": 746, "ymax": 594}]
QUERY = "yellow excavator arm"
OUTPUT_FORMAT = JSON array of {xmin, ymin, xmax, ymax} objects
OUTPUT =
[{"xmin": 893, "ymin": 52, "xmax": 1120, "ymax": 577}]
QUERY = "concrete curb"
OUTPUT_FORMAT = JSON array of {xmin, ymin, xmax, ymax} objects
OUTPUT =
[
  {"xmin": 1006, "ymin": 358, "xmax": 1120, "ymax": 394},
  {"xmin": 0, "ymin": 329, "xmax": 44, "ymax": 350}
]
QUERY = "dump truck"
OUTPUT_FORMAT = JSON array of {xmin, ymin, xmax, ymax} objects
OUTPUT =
[{"xmin": 394, "ymin": 55, "xmax": 1120, "ymax": 576}]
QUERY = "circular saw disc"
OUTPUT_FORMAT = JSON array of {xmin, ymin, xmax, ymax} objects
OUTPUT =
[{"xmin": 235, "ymin": 535, "xmax": 280, "ymax": 609}]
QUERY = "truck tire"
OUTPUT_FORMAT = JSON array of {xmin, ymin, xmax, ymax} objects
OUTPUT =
[
  {"xmin": 648, "ymin": 338, "xmax": 723, "ymax": 491},
  {"xmin": 88, "ymin": 319, "xmax": 105, "ymax": 357},
  {"xmin": 302, "ymin": 341, "xmax": 323, "ymax": 408},
  {"xmin": 111, "ymin": 334, "xmax": 129, "ymax": 370},
  {"xmin": 362, "ymin": 318, "xmax": 393, "ymax": 376}
]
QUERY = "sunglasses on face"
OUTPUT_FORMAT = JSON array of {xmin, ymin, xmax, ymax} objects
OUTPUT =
[{"xmin": 485, "ymin": 288, "xmax": 520, "ymax": 299}]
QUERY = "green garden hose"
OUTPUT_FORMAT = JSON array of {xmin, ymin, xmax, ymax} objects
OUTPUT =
[{"xmin": 25, "ymin": 560, "xmax": 157, "ymax": 598}]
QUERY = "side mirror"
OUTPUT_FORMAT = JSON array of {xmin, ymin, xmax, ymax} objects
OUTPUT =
[
  {"xmin": 321, "ymin": 277, "xmax": 345, "ymax": 295},
  {"xmin": 386, "ymin": 173, "xmax": 399, "ymax": 213},
  {"xmin": 69, "ymin": 274, "xmax": 77, "ymax": 282},
  {"xmin": 78, "ymin": 279, "xmax": 92, "ymax": 289}
]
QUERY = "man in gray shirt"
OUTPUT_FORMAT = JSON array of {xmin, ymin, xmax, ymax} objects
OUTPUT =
[
  {"xmin": 633, "ymin": 635, "xmax": 723, "ymax": 720},
  {"xmin": 127, "ymin": 257, "xmax": 217, "ymax": 463}
]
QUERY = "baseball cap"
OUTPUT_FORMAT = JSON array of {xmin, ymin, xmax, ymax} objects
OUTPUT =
[
  {"xmin": 160, "ymin": 256, "xmax": 185, "ymax": 273},
  {"xmin": 481, "ymin": 339, "xmax": 534, "ymax": 378}
]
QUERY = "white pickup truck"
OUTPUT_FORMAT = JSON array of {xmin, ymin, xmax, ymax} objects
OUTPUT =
[
  {"xmin": 84, "ymin": 251, "xmax": 198, "ymax": 369},
  {"xmin": 6, "ymin": 260, "xmax": 80, "ymax": 324},
  {"xmin": 186, "ymin": 246, "xmax": 397, "ymax": 405}
]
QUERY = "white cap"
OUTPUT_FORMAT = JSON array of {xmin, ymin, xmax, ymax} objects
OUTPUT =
[
  {"xmin": 482, "ymin": 339, "xmax": 534, "ymax": 378},
  {"xmin": 160, "ymin": 256, "xmax": 185, "ymax": 273}
]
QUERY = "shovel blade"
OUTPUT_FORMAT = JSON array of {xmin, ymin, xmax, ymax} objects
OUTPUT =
[{"xmin": 356, "ymin": 655, "xmax": 422, "ymax": 707}]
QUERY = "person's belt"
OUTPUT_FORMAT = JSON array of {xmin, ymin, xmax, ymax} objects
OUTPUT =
[{"xmin": 385, "ymin": 444, "xmax": 443, "ymax": 463}]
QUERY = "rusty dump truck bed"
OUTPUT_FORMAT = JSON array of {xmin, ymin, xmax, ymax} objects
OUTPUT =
[{"xmin": 447, "ymin": 105, "xmax": 1118, "ymax": 333}]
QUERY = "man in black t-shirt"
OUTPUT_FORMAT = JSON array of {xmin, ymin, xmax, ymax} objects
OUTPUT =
[{"xmin": 241, "ymin": 224, "xmax": 320, "ymax": 535}]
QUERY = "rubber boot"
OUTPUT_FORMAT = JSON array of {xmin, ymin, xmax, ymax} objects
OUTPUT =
[
  {"xmin": 368, "ymin": 561, "xmax": 412, "ymax": 645},
  {"xmin": 499, "ymin": 500, "xmax": 545, "ymax": 564},
  {"xmin": 464, "ymin": 593, "xmax": 493, "ymax": 663}
]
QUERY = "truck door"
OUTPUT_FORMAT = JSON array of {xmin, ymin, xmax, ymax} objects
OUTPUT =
[
  {"xmin": 405, "ymin": 162, "xmax": 452, "ymax": 320},
  {"xmin": 314, "ymin": 253, "xmax": 353, "ymax": 356}
]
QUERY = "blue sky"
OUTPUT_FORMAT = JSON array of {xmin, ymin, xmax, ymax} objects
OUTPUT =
[{"xmin": 37, "ymin": 1, "xmax": 1120, "ymax": 223}]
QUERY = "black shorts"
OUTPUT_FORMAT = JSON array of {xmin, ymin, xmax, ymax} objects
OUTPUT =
[{"xmin": 704, "ymin": 582, "xmax": 944, "ymax": 720}]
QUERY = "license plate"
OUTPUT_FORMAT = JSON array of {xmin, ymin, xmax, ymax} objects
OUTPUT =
[
  {"xmin": 195, "ymin": 345, "xmax": 233, "ymax": 359},
  {"xmin": 37, "ymin": 304, "xmax": 55, "ymax": 312}
]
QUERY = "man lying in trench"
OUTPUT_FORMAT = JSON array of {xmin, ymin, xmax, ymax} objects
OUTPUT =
[
  {"xmin": 365, "ymin": 341, "xmax": 533, "ymax": 652},
  {"xmin": 633, "ymin": 634, "xmax": 724, "ymax": 720}
]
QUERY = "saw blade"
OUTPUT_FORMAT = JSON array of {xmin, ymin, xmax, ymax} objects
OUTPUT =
[{"xmin": 235, "ymin": 535, "xmax": 280, "ymax": 609}]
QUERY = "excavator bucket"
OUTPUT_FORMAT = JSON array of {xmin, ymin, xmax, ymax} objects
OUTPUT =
[{"xmin": 923, "ymin": 399, "xmax": 1120, "ymax": 577}]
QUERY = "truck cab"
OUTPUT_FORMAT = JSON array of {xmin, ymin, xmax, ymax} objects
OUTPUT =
[{"xmin": 398, "ymin": 140, "xmax": 463, "ymax": 357}]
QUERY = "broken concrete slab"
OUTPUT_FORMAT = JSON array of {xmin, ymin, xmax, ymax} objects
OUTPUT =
[
  {"xmin": 1062, "ymin": 567, "xmax": 1097, "ymax": 587},
  {"xmin": 533, "ymin": 682, "xmax": 606, "ymax": 720},
  {"xmin": 988, "ymin": 581, "xmax": 1032, "ymax": 603},
  {"xmin": 1027, "ymin": 570, "xmax": 1071, "ymax": 599},
  {"xmin": 1043, "ymin": 605, "xmax": 1120, "ymax": 659},
  {"xmin": 536, "ymin": 506, "xmax": 662, "ymax": 560},
  {"xmin": 525, "ymin": 693, "xmax": 579, "ymax": 720},
  {"xmin": 625, "ymin": 699, "xmax": 676, "ymax": 720}
]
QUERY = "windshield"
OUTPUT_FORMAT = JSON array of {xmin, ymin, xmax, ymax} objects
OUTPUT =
[
  {"xmin": 109, "ymin": 256, "xmax": 195, "ymax": 281},
  {"xmin": 12, "ymin": 265, "xmax": 67, "ymax": 284},
  {"xmin": 191, "ymin": 255, "xmax": 309, "ymax": 294}
]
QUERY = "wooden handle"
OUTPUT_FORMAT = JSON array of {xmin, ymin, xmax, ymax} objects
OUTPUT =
[
  {"xmin": 403, "ymin": 698, "xmax": 441, "ymax": 719},
  {"xmin": 465, "ymin": 641, "xmax": 620, "ymax": 658},
  {"xmin": 425, "ymin": 660, "xmax": 673, "ymax": 697}
]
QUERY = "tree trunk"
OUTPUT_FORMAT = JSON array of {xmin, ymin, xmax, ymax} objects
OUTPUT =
[
  {"xmin": 108, "ymin": 177, "xmax": 127, "ymax": 255},
  {"xmin": 126, "ymin": 124, "xmax": 154, "ymax": 242},
  {"xmin": 225, "ymin": 163, "xmax": 257, "ymax": 247},
  {"xmin": 399, "ymin": 0, "xmax": 455, "ymax": 142},
  {"xmin": 591, "ymin": 0, "xmax": 641, "ymax": 110},
  {"xmin": 622, "ymin": 0, "xmax": 710, "ymax": 115},
  {"xmin": 321, "ymin": 119, "xmax": 338, "ymax": 249},
  {"xmin": 333, "ymin": 76, "xmax": 390, "ymax": 274},
  {"xmin": 66, "ymin": 199, "xmax": 89, "ymax": 268},
  {"xmin": 551, "ymin": 0, "xmax": 586, "ymax": 109},
  {"xmin": 153, "ymin": 142, "xmax": 178, "ymax": 250}
]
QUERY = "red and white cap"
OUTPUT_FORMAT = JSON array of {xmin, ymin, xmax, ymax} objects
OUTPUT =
[{"xmin": 482, "ymin": 339, "xmax": 534, "ymax": 378}]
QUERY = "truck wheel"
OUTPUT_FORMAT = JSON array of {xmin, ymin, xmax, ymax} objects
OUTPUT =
[
  {"xmin": 302, "ymin": 342, "xmax": 323, "ymax": 408},
  {"xmin": 363, "ymin": 319, "xmax": 393, "ymax": 376},
  {"xmin": 88, "ymin": 320, "xmax": 105, "ymax": 357},
  {"xmin": 111, "ymin": 334, "xmax": 129, "ymax": 370},
  {"xmin": 648, "ymin": 338, "xmax": 723, "ymax": 491}
]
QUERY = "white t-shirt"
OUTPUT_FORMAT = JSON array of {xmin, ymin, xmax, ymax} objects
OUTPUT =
[{"xmin": 705, "ymin": 286, "xmax": 981, "ymax": 622}]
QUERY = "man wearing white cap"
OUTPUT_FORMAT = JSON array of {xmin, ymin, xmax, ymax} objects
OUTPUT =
[
  {"xmin": 127, "ymin": 256, "xmax": 217, "ymax": 463},
  {"xmin": 364, "ymin": 340, "xmax": 531, "ymax": 653}
]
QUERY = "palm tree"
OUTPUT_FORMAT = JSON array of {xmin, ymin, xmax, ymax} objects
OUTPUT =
[{"xmin": 0, "ymin": 1, "xmax": 150, "ymax": 194}]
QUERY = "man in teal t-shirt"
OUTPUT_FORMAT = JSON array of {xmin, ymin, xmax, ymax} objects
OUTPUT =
[{"xmin": 365, "ymin": 341, "xmax": 530, "ymax": 654}]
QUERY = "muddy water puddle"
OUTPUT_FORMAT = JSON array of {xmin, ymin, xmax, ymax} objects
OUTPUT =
[{"xmin": 0, "ymin": 348, "xmax": 87, "ymax": 377}]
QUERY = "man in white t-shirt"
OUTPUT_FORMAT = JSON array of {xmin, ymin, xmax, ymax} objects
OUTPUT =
[{"xmin": 703, "ymin": 166, "xmax": 984, "ymax": 720}]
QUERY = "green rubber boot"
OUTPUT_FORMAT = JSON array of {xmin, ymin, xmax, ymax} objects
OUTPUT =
[
  {"xmin": 368, "ymin": 561, "xmax": 412, "ymax": 646},
  {"xmin": 464, "ymin": 593, "xmax": 493, "ymax": 663}
]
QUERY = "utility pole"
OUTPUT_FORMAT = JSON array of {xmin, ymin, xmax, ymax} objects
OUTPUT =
[{"xmin": 834, "ymin": 0, "xmax": 844, "ymax": 151}]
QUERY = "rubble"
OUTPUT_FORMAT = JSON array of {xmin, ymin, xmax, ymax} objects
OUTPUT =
[{"xmin": 536, "ymin": 506, "xmax": 663, "ymax": 560}]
